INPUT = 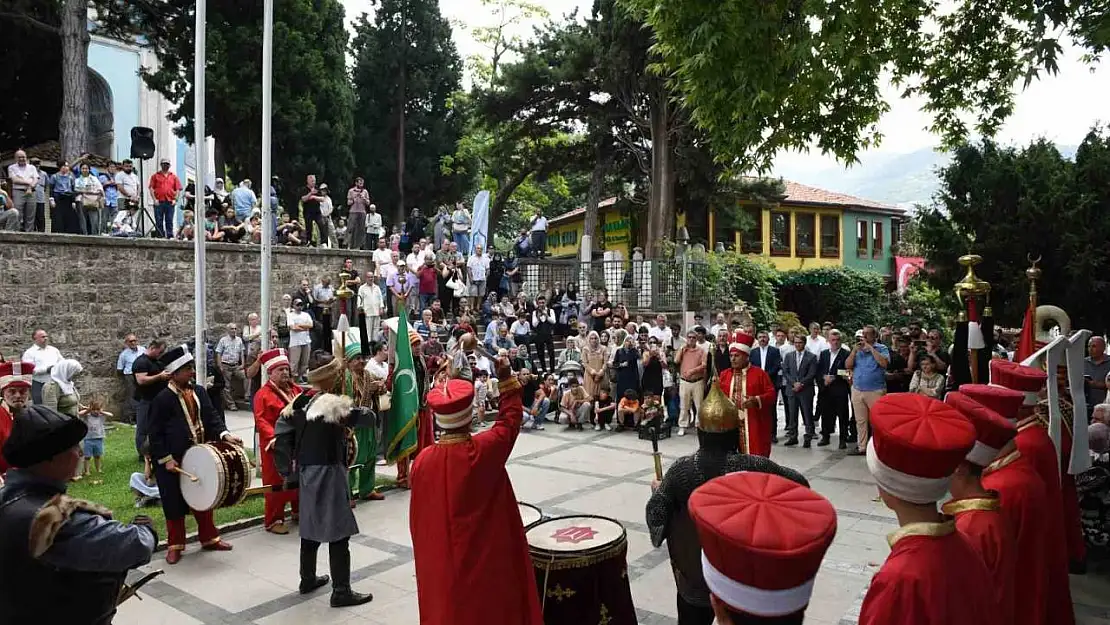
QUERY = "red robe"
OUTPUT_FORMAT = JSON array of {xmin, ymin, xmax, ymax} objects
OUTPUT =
[
  {"xmin": 981, "ymin": 450, "xmax": 1051, "ymax": 625},
  {"xmin": 1015, "ymin": 419, "xmax": 1075, "ymax": 625},
  {"xmin": 941, "ymin": 494, "xmax": 1016, "ymax": 625},
  {"xmin": 253, "ymin": 381, "xmax": 302, "ymax": 528},
  {"xmin": 0, "ymin": 404, "xmax": 13, "ymax": 477},
  {"xmin": 717, "ymin": 365, "xmax": 776, "ymax": 457},
  {"xmin": 859, "ymin": 521, "xmax": 1000, "ymax": 625},
  {"xmin": 409, "ymin": 380, "xmax": 542, "ymax": 625}
]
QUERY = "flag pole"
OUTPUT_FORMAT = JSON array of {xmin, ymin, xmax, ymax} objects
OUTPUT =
[
  {"xmin": 193, "ymin": 0, "xmax": 208, "ymax": 383},
  {"xmin": 260, "ymin": 0, "xmax": 274, "ymax": 358}
]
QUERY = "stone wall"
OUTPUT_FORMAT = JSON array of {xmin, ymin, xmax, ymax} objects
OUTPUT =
[{"xmin": 0, "ymin": 232, "xmax": 375, "ymax": 414}]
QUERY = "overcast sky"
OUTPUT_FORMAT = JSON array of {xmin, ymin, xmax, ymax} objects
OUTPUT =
[{"xmin": 339, "ymin": 0, "xmax": 1109, "ymax": 174}]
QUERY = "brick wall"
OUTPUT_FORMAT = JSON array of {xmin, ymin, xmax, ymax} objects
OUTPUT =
[{"xmin": 0, "ymin": 232, "xmax": 375, "ymax": 414}]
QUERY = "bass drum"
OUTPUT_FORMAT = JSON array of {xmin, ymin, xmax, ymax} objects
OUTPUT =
[
  {"xmin": 518, "ymin": 502, "xmax": 543, "ymax": 529},
  {"xmin": 179, "ymin": 442, "xmax": 253, "ymax": 512},
  {"xmin": 345, "ymin": 427, "xmax": 359, "ymax": 468},
  {"xmin": 526, "ymin": 515, "xmax": 636, "ymax": 625}
]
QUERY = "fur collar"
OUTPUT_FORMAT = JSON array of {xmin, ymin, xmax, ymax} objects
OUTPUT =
[
  {"xmin": 306, "ymin": 393, "xmax": 353, "ymax": 424},
  {"xmin": 30, "ymin": 494, "xmax": 113, "ymax": 558}
]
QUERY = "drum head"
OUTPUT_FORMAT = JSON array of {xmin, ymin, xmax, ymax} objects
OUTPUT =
[
  {"xmin": 180, "ymin": 444, "xmax": 224, "ymax": 511},
  {"xmin": 518, "ymin": 502, "xmax": 542, "ymax": 529},
  {"xmin": 526, "ymin": 515, "xmax": 625, "ymax": 553}
]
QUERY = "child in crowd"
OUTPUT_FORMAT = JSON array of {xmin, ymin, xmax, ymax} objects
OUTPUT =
[
  {"xmin": 389, "ymin": 224, "xmax": 401, "ymax": 252},
  {"xmin": 472, "ymin": 370, "xmax": 490, "ymax": 431},
  {"xmin": 78, "ymin": 397, "xmax": 111, "ymax": 484},
  {"xmin": 616, "ymin": 389, "xmax": 641, "ymax": 432},
  {"xmin": 277, "ymin": 213, "xmax": 303, "ymax": 245},
  {"xmin": 594, "ymin": 387, "xmax": 615, "ymax": 432},
  {"xmin": 203, "ymin": 207, "xmax": 223, "ymax": 241},
  {"xmin": 641, "ymin": 393, "xmax": 663, "ymax": 434},
  {"xmin": 177, "ymin": 210, "xmax": 196, "ymax": 241},
  {"xmin": 335, "ymin": 217, "xmax": 348, "ymax": 249}
]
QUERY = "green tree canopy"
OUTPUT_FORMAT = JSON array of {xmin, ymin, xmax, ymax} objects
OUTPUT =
[
  {"xmin": 351, "ymin": 0, "xmax": 468, "ymax": 224},
  {"xmin": 913, "ymin": 130, "xmax": 1110, "ymax": 331}
]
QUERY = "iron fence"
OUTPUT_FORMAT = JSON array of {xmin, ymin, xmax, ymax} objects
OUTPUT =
[{"xmin": 515, "ymin": 258, "xmax": 713, "ymax": 313}]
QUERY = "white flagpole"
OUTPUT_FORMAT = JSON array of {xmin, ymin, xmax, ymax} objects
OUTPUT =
[
  {"xmin": 260, "ymin": 0, "xmax": 274, "ymax": 357},
  {"xmin": 194, "ymin": 0, "xmax": 208, "ymax": 383}
]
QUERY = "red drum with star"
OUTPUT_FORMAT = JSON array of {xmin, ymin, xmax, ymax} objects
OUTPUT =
[{"xmin": 526, "ymin": 515, "xmax": 636, "ymax": 625}]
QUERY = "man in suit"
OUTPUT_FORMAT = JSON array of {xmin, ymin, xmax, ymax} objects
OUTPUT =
[
  {"xmin": 816, "ymin": 329, "xmax": 851, "ymax": 449},
  {"xmin": 782, "ymin": 335, "xmax": 818, "ymax": 447},
  {"xmin": 749, "ymin": 330, "xmax": 783, "ymax": 442}
]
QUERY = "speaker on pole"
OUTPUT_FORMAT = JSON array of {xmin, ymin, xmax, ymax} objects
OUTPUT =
[{"xmin": 130, "ymin": 127, "xmax": 156, "ymax": 160}]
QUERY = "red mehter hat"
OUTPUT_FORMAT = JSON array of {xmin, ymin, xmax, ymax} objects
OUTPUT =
[
  {"xmin": 0, "ymin": 361, "xmax": 34, "ymax": 390},
  {"xmin": 729, "ymin": 331, "xmax": 754, "ymax": 354},
  {"xmin": 259, "ymin": 348, "xmax": 289, "ymax": 374},
  {"xmin": 866, "ymin": 394, "xmax": 976, "ymax": 504},
  {"xmin": 426, "ymin": 378, "xmax": 474, "ymax": 429},
  {"xmin": 958, "ymin": 383, "xmax": 1025, "ymax": 422},
  {"xmin": 689, "ymin": 472, "xmax": 837, "ymax": 617},
  {"xmin": 945, "ymin": 391, "xmax": 1017, "ymax": 466},
  {"xmin": 990, "ymin": 359, "xmax": 1047, "ymax": 405}
]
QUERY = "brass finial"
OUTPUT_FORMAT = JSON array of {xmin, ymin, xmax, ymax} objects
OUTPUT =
[
  {"xmin": 954, "ymin": 254, "xmax": 991, "ymax": 320},
  {"xmin": 1026, "ymin": 254, "xmax": 1042, "ymax": 308}
]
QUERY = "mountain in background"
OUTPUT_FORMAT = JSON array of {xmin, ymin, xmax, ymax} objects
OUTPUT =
[{"xmin": 776, "ymin": 144, "xmax": 1079, "ymax": 210}]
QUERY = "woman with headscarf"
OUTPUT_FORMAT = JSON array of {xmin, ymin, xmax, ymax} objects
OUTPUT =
[
  {"xmin": 613, "ymin": 335, "xmax": 641, "ymax": 401},
  {"xmin": 582, "ymin": 331, "xmax": 609, "ymax": 401},
  {"xmin": 43, "ymin": 358, "xmax": 83, "ymax": 418}
]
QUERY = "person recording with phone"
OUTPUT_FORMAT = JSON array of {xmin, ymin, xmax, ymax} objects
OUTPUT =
[{"xmin": 845, "ymin": 326, "xmax": 889, "ymax": 457}]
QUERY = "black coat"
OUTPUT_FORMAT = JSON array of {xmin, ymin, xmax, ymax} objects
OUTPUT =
[
  {"xmin": 817, "ymin": 347, "xmax": 851, "ymax": 397},
  {"xmin": 148, "ymin": 383, "xmax": 227, "ymax": 519},
  {"xmin": 749, "ymin": 344, "xmax": 782, "ymax": 381}
]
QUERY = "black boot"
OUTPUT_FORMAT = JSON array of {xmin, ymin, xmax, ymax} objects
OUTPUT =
[
  {"xmin": 783, "ymin": 436, "xmax": 799, "ymax": 447},
  {"xmin": 329, "ymin": 539, "xmax": 373, "ymax": 607},
  {"xmin": 838, "ymin": 441, "xmax": 847, "ymax": 450},
  {"xmin": 817, "ymin": 435, "xmax": 831, "ymax": 447},
  {"xmin": 802, "ymin": 434, "xmax": 813, "ymax": 449},
  {"xmin": 299, "ymin": 539, "xmax": 330, "ymax": 594}
]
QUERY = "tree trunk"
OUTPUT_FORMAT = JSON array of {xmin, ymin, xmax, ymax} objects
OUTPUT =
[
  {"xmin": 59, "ymin": 0, "xmax": 90, "ymax": 162},
  {"xmin": 489, "ymin": 169, "xmax": 532, "ymax": 247},
  {"xmin": 583, "ymin": 149, "xmax": 607, "ymax": 258},
  {"xmin": 646, "ymin": 89, "xmax": 674, "ymax": 259}
]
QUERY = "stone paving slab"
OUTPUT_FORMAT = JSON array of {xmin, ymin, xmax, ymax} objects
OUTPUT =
[{"xmin": 112, "ymin": 411, "xmax": 1109, "ymax": 625}]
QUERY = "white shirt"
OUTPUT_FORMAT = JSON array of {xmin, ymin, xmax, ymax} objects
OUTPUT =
[
  {"xmin": 805, "ymin": 335, "xmax": 829, "ymax": 357},
  {"xmin": 756, "ymin": 345, "xmax": 770, "ymax": 368},
  {"xmin": 22, "ymin": 344, "xmax": 62, "ymax": 384},
  {"xmin": 474, "ymin": 355, "xmax": 493, "ymax": 376},
  {"xmin": 648, "ymin": 325, "xmax": 673, "ymax": 345},
  {"xmin": 467, "ymin": 253, "xmax": 490, "ymax": 281},
  {"xmin": 372, "ymin": 248, "xmax": 393, "ymax": 273},
  {"xmin": 776, "ymin": 341, "xmax": 793, "ymax": 362},
  {"xmin": 709, "ymin": 323, "xmax": 729, "ymax": 338},
  {"xmin": 531, "ymin": 215, "xmax": 548, "ymax": 232},
  {"xmin": 112, "ymin": 209, "xmax": 137, "ymax": 234},
  {"xmin": 7, "ymin": 163, "xmax": 38, "ymax": 190},
  {"xmin": 406, "ymin": 252, "xmax": 424, "ymax": 273},
  {"xmin": 286, "ymin": 311, "xmax": 314, "ymax": 347},
  {"xmin": 358, "ymin": 283, "xmax": 384, "ymax": 316},
  {"xmin": 365, "ymin": 212, "xmax": 383, "ymax": 234},
  {"xmin": 366, "ymin": 357, "xmax": 389, "ymax": 380},
  {"xmin": 115, "ymin": 170, "xmax": 140, "ymax": 199}
]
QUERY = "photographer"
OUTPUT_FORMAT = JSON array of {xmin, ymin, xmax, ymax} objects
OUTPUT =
[
  {"xmin": 845, "ymin": 325, "xmax": 889, "ymax": 457},
  {"xmin": 908, "ymin": 329, "xmax": 950, "ymax": 375}
]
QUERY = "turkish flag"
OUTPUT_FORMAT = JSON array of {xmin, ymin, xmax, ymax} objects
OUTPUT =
[{"xmin": 1015, "ymin": 300, "xmax": 1036, "ymax": 362}]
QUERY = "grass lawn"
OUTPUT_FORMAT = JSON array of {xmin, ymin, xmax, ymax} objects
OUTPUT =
[{"xmin": 68, "ymin": 424, "xmax": 395, "ymax": 542}]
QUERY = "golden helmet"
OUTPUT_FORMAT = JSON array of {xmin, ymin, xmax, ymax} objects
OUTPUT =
[{"xmin": 699, "ymin": 379, "xmax": 740, "ymax": 433}]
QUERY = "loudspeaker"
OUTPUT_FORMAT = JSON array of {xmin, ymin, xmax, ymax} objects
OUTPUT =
[{"xmin": 130, "ymin": 127, "xmax": 156, "ymax": 159}]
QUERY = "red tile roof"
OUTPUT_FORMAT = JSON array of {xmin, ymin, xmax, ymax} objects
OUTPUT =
[{"xmin": 549, "ymin": 196, "xmax": 619, "ymax": 225}]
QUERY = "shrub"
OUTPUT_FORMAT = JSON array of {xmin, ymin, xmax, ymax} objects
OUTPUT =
[{"xmin": 777, "ymin": 266, "xmax": 886, "ymax": 333}]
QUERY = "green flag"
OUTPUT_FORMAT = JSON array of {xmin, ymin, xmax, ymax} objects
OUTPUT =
[{"xmin": 385, "ymin": 312, "xmax": 419, "ymax": 464}]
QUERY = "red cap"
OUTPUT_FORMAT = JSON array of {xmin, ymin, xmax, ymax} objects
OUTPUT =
[
  {"xmin": 259, "ymin": 348, "xmax": 289, "ymax": 374},
  {"xmin": 958, "ymin": 384, "xmax": 1025, "ymax": 421},
  {"xmin": 689, "ymin": 472, "xmax": 836, "ymax": 617},
  {"xmin": 944, "ymin": 391, "xmax": 1017, "ymax": 466},
  {"xmin": 0, "ymin": 361, "xmax": 34, "ymax": 390},
  {"xmin": 729, "ymin": 331, "xmax": 754, "ymax": 354},
  {"xmin": 426, "ymin": 378, "xmax": 475, "ymax": 429},
  {"xmin": 990, "ymin": 359, "xmax": 1047, "ymax": 392},
  {"xmin": 867, "ymin": 394, "xmax": 976, "ymax": 504}
]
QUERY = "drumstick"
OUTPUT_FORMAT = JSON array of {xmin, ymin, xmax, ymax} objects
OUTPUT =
[
  {"xmin": 171, "ymin": 467, "xmax": 199, "ymax": 482},
  {"xmin": 648, "ymin": 426, "xmax": 663, "ymax": 481}
]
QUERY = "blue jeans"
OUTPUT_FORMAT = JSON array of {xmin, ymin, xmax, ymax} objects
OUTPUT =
[
  {"xmin": 453, "ymin": 231, "xmax": 470, "ymax": 253},
  {"xmin": 420, "ymin": 293, "xmax": 435, "ymax": 312},
  {"xmin": 155, "ymin": 201, "xmax": 174, "ymax": 238},
  {"xmin": 525, "ymin": 398, "xmax": 549, "ymax": 425}
]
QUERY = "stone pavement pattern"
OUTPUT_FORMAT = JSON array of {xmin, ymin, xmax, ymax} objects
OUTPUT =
[{"xmin": 115, "ymin": 410, "xmax": 1110, "ymax": 625}]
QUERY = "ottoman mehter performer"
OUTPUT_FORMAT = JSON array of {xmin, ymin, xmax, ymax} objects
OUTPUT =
[
  {"xmin": 0, "ymin": 405, "xmax": 158, "ymax": 624},
  {"xmin": 273, "ymin": 349, "xmax": 375, "ymax": 608},
  {"xmin": 409, "ymin": 357, "xmax": 542, "ymax": 625},
  {"xmin": 0, "ymin": 361, "xmax": 35, "ymax": 479},
  {"xmin": 343, "ymin": 341, "xmax": 385, "ymax": 502},
  {"xmin": 716, "ymin": 332, "xmax": 776, "ymax": 457},
  {"xmin": 647, "ymin": 378, "xmax": 808, "ymax": 625},
  {"xmin": 252, "ymin": 347, "xmax": 302, "ymax": 534},
  {"xmin": 148, "ymin": 344, "xmax": 239, "ymax": 564},
  {"xmin": 687, "ymin": 473, "xmax": 838, "ymax": 625},
  {"xmin": 382, "ymin": 314, "xmax": 433, "ymax": 488}
]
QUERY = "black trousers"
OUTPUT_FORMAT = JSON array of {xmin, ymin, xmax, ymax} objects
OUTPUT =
[
  {"xmin": 819, "ymin": 387, "xmax": 850, "ymax": 441},
  {"xmin": 300, "ymin": 537, "xmax": 351, "ymax": 592},
  {"xmin": 533, "ymin": 333, "xmax": 555, "ymax": 372},
  {"xmin": 677, "ymin": 594, "xmax": 715, "ymax": 625}
]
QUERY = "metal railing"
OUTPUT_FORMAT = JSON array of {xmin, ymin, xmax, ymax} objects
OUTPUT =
[{"xmin": 514, "ymin": 258, "xmax": 712, "ymax": 312}]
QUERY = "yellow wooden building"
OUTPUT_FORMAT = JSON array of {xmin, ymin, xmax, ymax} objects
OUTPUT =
[{"xmin": 546, "ymin": 181, "xmax": 904, "ymax": 274}]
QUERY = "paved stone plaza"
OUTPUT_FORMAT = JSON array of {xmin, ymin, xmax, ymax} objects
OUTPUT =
[{"xmin": 113, "ymin": 410, "xmax": 1110, "ymax": 625}]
